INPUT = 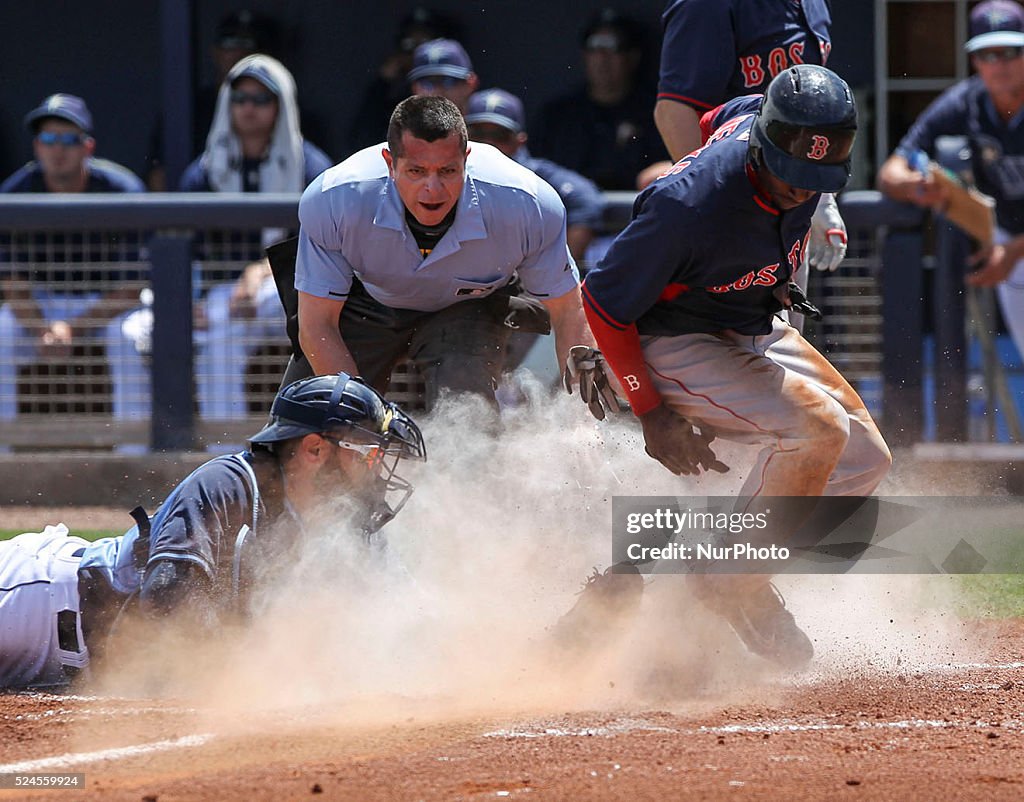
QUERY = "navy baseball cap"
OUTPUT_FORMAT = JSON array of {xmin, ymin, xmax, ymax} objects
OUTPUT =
[
  {"xmin": 465, "ymin": 89, "xmax": 525, "ymax": 133},
  {"xmin": 408, "ymin": 38, "xmax": 474, "ymax": 82},
  {"xmin": 24, "ymin": 94, "xmax": 93, "ymax": 134},
  {"xmin": 966, "ymin": 0, "xmax": 1024, "ymax": 52}
]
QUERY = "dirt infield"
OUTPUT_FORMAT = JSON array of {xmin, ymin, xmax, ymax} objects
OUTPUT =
[
  {"xmin": 0, "ymin": 507, "xmax": 129, "ymax": 534},
  {"xmin": 1, "ymin": 618, "xmax": 1021, "ymax": 801}
]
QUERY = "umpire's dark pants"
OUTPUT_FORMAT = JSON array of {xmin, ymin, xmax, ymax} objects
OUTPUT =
[{"xmin": 280, "ymin": 280, "xmax": 513, "ymax": 411}]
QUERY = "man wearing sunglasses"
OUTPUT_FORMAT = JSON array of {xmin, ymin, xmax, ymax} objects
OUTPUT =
[
  {"xmin": 0, "ymin": 94, "xmax": 146, "ymax": 423},
  {"xmin": 0, "ymin": 372, "xmax": 426, "ymax": 689},
  {"xmin": 106, "ymin": 56, "xmax": 334, "ymax": 427},
  {"xmin": 879, "ymin": 0, "xmax": 1024, "ymax": 365}
]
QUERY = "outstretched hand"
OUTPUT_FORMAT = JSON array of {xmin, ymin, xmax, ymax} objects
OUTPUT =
[
  {"xmin": 563, "ymin": 345, "xmax": 622, "ymax": 421},
  {"xmin": 639, "ymin": 404, "xmax": 729, "ymax": 476}
]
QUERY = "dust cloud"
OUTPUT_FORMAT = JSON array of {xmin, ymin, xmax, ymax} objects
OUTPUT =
[{"xmin": 96, "ymin": 379, "xmax": 992, "ymax": 724}]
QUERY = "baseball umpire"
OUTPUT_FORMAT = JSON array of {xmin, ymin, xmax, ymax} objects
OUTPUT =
[
  {"xmin": 273, "ymin": 95, "xmax": 599, "ymax": 411},
  {"xmin": 0, "ymin": 372, "xmax": 426, "ymax": 689},
  {"xmin": 566, "ymin": 65, "xmax": 892, "ymax": 668}
]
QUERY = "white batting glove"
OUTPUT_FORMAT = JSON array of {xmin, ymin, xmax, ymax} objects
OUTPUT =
[{"xmin": 805, "ymin": 193, "xmax": 847, "ymax": 272}]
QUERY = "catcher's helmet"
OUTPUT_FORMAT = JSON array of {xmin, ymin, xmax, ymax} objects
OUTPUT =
[
  {"xmin": 251, "ymin": 372, "xmax": 424, "ymax": 458},
  {"xmin": 749, "ymin": 65, "xmax": 857, "ymax": 193},
  {"xmin": 251, "ymin": 373, "xmax": 427, "ymax": 531}
]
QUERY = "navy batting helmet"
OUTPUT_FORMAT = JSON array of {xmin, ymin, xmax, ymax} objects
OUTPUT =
[{"xmin": 749, "ymin": 65, "xmax": 857, "ymax": 193}]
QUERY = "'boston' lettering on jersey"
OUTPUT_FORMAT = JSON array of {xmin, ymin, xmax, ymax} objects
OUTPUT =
[{"xmin": 708, "ymin": 263, "xmax": 781, "ymax": 294}]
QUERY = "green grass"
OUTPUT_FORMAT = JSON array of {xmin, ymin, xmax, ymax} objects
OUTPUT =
[
  {"xmin": 957, "ymin": 574, "xmax": 1024, "ymax": 618},
  {"xmin": 0, "ymin": 529, "xmax": 117, "ymax": 542}
]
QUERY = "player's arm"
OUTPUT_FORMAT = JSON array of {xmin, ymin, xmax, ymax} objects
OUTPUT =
[
  {"xmin": 581, "ymin": 189, "xmax": 698, "ymax": 415},
  {"xmin": 877, "ymin": 84, "xmax": 968, "ymax": 206},
  {"xmin": 294, "ymin": 176, "xmax": 359, "ymax": 375},
  {"xmin": 655, "ymin": 100, "xmax": 704, "ymax": 163},
  {"xmin": 297, "ymin": 291, "xmax": 358, "ymax": 375},
  {"xmin": 542, "ymin": 285, "xmax": 597, "ymax": 368},
  {"xmin": 139, "ymin": 559, "xmax": 213, "ymax": 619},
  {"xmin": 655, "ymin": 0, "xmax": 734, "ymax": 160},
  {"xmin": 877, "ymin": 153, "xmax": 948, "ymax": 207}
]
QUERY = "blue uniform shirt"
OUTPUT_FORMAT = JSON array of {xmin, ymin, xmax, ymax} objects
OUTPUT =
[
  {"xmin": 79, "ymin": 452, "xmax": 295, "ymax": 599},
  {"xmin": 584, "ymin": 96, "xmax": 816, "ymax": 336},
  {"xmin": 516, "ymin": 146, "xmax": 605, "ymax": 230},
  {"xmin": 658, "ymin": 0, "xmax": 831, "ymax": 112},
  {"xmin": 895, "ymin": 75, "xmax": 1024, "ymax": 235},
  {"xmin": 296, "ymin": 142, "xmax": 578, "ymax": 312}
]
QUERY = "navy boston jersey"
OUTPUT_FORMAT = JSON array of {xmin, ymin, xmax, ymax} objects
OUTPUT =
[
  {"xmin": 895, "ymin": 75, "xmax": 1024, "ymax": 235},
  {"xmin": 583, "ymin": 96, "xmax": 817, "ymax": 337},
  {"xmin": 658, "ymin": 0, "xmax": 831, "ymax": 112}
]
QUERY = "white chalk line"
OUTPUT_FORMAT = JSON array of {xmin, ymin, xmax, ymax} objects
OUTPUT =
[
  {"xmin": 0, "ymin": 734, "xmax": 214, "ymax": 773},
  {"xmin": 3, "ymin": 705, "xmax": 197, "ymax": 723},
  {"xmin": 5, "ymin": 659, "xmax": 1021, "ymax": 773},
  {"xmin": 485, "ymin": 715, "xmax": 1022, "ymax": 740},
  {"xmin": 484, "ymin": 659, "xmax": 1024, "ymax": 741}
]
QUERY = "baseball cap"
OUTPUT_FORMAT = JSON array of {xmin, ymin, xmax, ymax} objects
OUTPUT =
[
  {"xmin": 408, "ymin": 38, "xmax": 474, "ymax": 82},
  {"xmin": 966, "ymin": 0, "xmax": 1024, "ymax": 52},
  {"xmin": 581, "ymin": 8, "xmax": 643, "ymax": 51},
  {"xmin": 465, "ymin": 89, "xmax": 525, "ymax": 133},
  {"xmin": 24, "ymin": 94, "xmax": 93, "ymax": 134}
]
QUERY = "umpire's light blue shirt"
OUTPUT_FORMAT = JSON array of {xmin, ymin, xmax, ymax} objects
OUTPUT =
[{"xmin": 296, "ymin": 142, "xmax": 580, "ymax": 312}]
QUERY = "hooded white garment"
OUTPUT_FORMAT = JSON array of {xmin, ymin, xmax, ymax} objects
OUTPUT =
[{"xmin": 202, "ymin": 54, "xmax": 305, "ymax": 245}]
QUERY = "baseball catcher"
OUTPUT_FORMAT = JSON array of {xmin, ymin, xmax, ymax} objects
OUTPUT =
[
  {"xmin": 562, "ymin": 66, "xmax": 891, "ymax": 668},
  {"xmin": 0, "ymin": 372, "xmax": 426, "ymax": 689}
]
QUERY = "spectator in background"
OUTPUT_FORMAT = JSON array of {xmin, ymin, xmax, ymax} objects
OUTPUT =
[
  {"xmin": 465, "ymin": 89, "xmax": 604, "ymax": 262},
  {"xmin": 0, "ymin": 94, "xmax": 146, "ymax": 423},
  {"xmin": 348, "ymin": 7, "xmax": 462, "ymax": 154},
  {"xmin": 115, "ymin": 55, "xmax": 332, "ymax": 423},
  {"xmin": 408, "ymin": 39, "xmax": 479, "ymax": 113},
  {"xmin": 534, "ymin": 8, "xmax": 669, "ymax": 191},
  {"xmin": 877, "ymin": 0, "xmax": 1024, "ymax": 364},
  {"xmin": 147, "ymin": 8, "xmax": 280, "ymax": 190}
]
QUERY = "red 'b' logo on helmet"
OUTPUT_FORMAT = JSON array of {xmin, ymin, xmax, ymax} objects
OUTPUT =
[{"xmin": 807, "ymin": 135, "xmax": 830, "ymax": 161}]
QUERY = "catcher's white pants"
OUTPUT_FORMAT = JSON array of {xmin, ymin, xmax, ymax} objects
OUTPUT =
[
  {"xmin": 642, "ymin": 316, "xmax": 891, "ymax": 498},
  {"xmin": 0, "ymin": 526, "xmax": 90, "ymax": 688}
]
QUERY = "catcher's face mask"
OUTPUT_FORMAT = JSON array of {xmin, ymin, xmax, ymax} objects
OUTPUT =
[{"xmin": 326, "ymin": 406, "xmax": 427, "ymax": 534}]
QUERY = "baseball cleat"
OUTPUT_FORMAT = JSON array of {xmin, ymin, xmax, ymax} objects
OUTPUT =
[
  {"xmin": 549, "ymin": 564, "xmax": 644, "ymax": 654},
  {"xmin": 714, "ymin": 582, "xmax": 814, "ymax": 669}
]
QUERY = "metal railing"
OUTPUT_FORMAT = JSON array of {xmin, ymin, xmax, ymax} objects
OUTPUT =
[{"xmin": 0, "ymin": 189, "xmax": 1009, "ymax": 451}]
